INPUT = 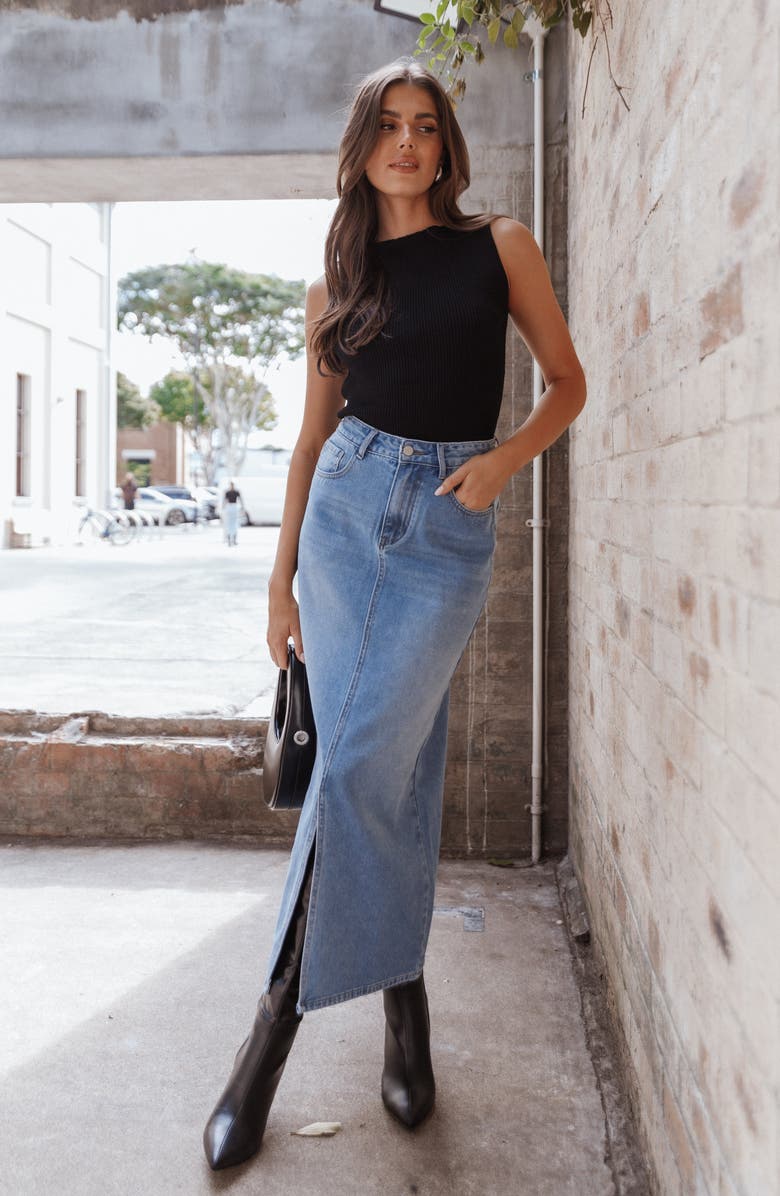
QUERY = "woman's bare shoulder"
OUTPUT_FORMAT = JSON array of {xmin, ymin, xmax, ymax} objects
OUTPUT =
[
  {"xmin": 487, "ymin": 215, "xmax": 534, "ymax": 249},
  {"xmin": 485, "ymin": 217, "xmax": 543, "ymax": 291},
  {"xmin": 307, "ymin": 273, "xmax": 328, "ymax": 301}
]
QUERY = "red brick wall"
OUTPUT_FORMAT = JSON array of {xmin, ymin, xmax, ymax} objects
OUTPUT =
[{"xmin": 117, "ymin": 421, "xmax": 179, "ymax": 487}]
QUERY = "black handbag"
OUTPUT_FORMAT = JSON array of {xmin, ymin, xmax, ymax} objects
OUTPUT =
[{"xmin": 262, "ymin": 640, "xmax": 317, "ymax": 810}]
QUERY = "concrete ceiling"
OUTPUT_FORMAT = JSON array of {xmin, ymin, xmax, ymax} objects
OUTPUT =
[{"xmin": 0, "ymin": 152, "xmax": 339, "ymax": 203}]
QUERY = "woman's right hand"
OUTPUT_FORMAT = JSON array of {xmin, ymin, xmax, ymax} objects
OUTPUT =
[{"xmin": 267, "ymin": 585, "xmax": 305, "ymax": 669}]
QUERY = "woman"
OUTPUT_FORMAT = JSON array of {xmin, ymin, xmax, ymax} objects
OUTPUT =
[
  {"xmin": 203, "ymin": 56, "xmax": 586, "ymax": 1171},
  {"xmin": 221, "ymin": 479, "xmax": 242, "ymax": 546}
]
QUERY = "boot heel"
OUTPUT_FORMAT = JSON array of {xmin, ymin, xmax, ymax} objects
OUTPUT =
[{"xmin": 381, "ymin": 971, "xmax": 436, "ymax": 1128}]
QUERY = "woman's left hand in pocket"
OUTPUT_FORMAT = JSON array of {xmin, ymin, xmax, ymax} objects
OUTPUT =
[{"xmin": 433, "ymin": 449, "xmax": 510, "ymax": 512}]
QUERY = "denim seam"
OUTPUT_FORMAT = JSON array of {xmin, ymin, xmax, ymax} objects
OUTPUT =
[
  {"xmin": 297, "ymin": 459, "xmax": 401, "ymax": 1010},
  {"xmin": 291, "ymin": 820, "xmax": 319, "ymax": 1014},
  {"xmin": 410, "ymin": 717, "xmax": 438, "ymax": 963}
]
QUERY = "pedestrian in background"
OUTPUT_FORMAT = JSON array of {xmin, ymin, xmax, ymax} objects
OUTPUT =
[
  {"xmin": 120, "ymin": 472, "xmax": 138, "ymax": 511},
  {"xmin": 221, "ymin": 480, "xmax": 241, "ymax": 546}
]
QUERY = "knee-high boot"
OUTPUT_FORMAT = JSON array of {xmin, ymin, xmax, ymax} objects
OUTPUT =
[
  {"xmin": 381, "ymin": 970, "xmax": 436, "ymax": 1128},
  {"xmin": 203, "ymin": 845, "xmax": 315, "ymax": 1170}
]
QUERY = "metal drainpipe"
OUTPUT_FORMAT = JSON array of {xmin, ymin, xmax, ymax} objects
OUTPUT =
[
  {"xmin": 104, "ymin": 201, "xmax": 116, "ymax": 509},
  {"xmin": 522, "ymin": 17, "xmax": 549, "ymax": 864}
]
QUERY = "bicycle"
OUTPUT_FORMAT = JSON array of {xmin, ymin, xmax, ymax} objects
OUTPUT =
[{"xmin": 76, "ymin": 507, "xmax": 134, "ymax": 547}]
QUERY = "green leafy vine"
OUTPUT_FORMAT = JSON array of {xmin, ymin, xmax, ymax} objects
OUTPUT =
[{"xmin": 413, "ymin": 1, "xmax": 629, "ymax": 117}]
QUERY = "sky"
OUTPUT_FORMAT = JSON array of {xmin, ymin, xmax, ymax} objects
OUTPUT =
[{"xmin": 112, "ymin": 198, "xmax": 339, "ymax": 450}]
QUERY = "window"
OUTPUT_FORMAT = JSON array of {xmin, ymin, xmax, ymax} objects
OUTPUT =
[
  {"xmin": 75, "ymin": 388, "xmax": 87, "ymax": 496},
  {"xmin": 15, "ymin": 373, "xmax": 31, "ymax": 497}
]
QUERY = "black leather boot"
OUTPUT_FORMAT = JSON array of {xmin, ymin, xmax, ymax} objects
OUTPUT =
[
  {"xmin": 203, "ymin": 846, "xmax": 315, "ymax": 1170},
  {"xmin": 381, "ymin": 970, "xmax": 436, "ymax": 1128}
]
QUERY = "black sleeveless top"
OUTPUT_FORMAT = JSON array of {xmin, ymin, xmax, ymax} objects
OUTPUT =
[{"xmin": 335, "ymin": 222, "xmax": 509, "ymax": 441}]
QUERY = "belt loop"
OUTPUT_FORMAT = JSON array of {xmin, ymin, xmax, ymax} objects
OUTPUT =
[
  {"xmin": 436, "ymin": 443, "xmax": 447, "ymax": 480},
  {"xmin": 357, "ymin": 427, "xmax": 379, "ymax": 458}
]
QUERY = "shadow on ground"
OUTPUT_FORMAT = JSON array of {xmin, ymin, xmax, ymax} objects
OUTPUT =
[{"xmin": 1, "ymin": 843, "xmax": 618, "ymax": 1196}]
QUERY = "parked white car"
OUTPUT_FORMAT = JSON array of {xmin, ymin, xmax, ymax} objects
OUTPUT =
[{"xmin": 113, "ymin": 486, "xmax": 199, "ymax": 525}]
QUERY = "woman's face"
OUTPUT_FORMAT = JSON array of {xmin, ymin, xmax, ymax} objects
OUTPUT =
[{"xmin": 363, "ymin": 81, "xmax": 444, "ymax": 198}]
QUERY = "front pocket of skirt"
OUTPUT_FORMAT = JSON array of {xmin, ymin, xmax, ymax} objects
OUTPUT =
[
  {"xmin": 314, "ymin": 438, "xmax": 358, "ymax": 479},
  {"xmin": 447, "ymin": 488, "xmax": 497, "ymax": 517}
]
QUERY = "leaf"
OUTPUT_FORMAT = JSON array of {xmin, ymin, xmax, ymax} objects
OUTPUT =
[
  {"xmin": 487, "ymin": 857, "xmax": 516, "ymax": 868},
  {"xmin": 487, "ymin": 16, "xmax": 501, "ymax": 43},
  {"xmin": 291, "ymin": 1121, "xmax": 343, "ymax": 1137}
]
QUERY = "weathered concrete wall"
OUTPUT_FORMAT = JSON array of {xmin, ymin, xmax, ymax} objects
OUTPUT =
[
  {"xmin": 566, "ymin": 3, "xmax": 779, "ymax": 1193},
  {"xmin": 0, "ymin": 0, "xmax": 556, "ymax": 200},
  {"xmin": 443, "ymin": 136, "xmax": 571, "ymax": 858},
  {"xmin": 0, "ymin": 663, "xmax": 569, "ymax": 856},
  {"xmin": 0, "ymin": 710, "xmax": 301, "ymax": 842}
]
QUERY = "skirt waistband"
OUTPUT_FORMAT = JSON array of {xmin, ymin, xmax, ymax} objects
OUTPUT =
[{"xmin": 335, "ymin": 414, "xmax": 499, "ymax": 472}]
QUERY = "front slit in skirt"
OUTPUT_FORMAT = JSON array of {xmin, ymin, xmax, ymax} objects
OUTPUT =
[{"xmin": 261, "ymin": 414, "xmax": 500, "ymax": 1014}]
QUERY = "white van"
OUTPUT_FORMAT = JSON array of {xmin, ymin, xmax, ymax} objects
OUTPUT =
[{"xmin": 217, "ymin": 463, "xmax": 289, "ymax": 527}]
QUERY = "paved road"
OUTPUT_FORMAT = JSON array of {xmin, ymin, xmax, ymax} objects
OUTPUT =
[{"xmin": 0, "ymin": 523, "xmax": 288, "ymax": 717}]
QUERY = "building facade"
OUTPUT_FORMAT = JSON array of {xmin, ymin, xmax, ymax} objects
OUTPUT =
[
  {"xmin": 0, "ymin": 202, "xmax": 116, "ymax": 548},
  {"xmin": 117, "ymin": 420, "xmax": 185, "ymax": 489}
]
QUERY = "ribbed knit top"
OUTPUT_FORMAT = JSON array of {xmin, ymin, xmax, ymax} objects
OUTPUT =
[{"xmin": 335, "ymin": 222, "xmax": 509, "ymax": 442}]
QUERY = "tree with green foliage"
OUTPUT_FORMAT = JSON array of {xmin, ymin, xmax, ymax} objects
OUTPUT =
[
  {"xmin": 117, "ymin": 371, "xmax": 161, "ymax": 429},
  {"xmin": 148, "ymin": 370, "xmax": 212, "ymax": 480},
  {"xmin": 150, "ymin": 364, "xmax": 275, "ymax": 481},
  {"xmin": 149, "ymin": 371, "xmax": 204, "ymax": 428},
  {"xmin": 117, "ymin": 259, "xmax": 306, "ymax": 481}
]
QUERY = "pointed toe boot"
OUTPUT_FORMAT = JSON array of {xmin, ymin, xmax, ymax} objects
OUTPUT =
[
  {"xmin": 203, "ymin": 848, "xmax": 315, "ymax": 1171},
  {"xmin": 381, "ymin": 971, "xmax": 436, "ymax": 1128}
]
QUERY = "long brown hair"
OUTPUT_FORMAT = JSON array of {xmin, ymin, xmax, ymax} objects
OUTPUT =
[{"xmin": 311, "ymin": 56, "xmax": 497, "ymax": 377}]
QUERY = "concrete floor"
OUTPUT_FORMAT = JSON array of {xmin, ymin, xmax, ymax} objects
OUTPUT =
[
  {"xmin": 0, "ymin": 525, "xmax": 283, "ymax": 718},
  {"xmin": 0, "ymin": 843, "xmax": 619, "ymax": 1196}
]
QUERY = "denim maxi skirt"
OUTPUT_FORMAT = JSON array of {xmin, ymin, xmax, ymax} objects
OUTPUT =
[{"xmin": 261, "ymin": 414, "xmax": 500, "ymax": 1014}]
